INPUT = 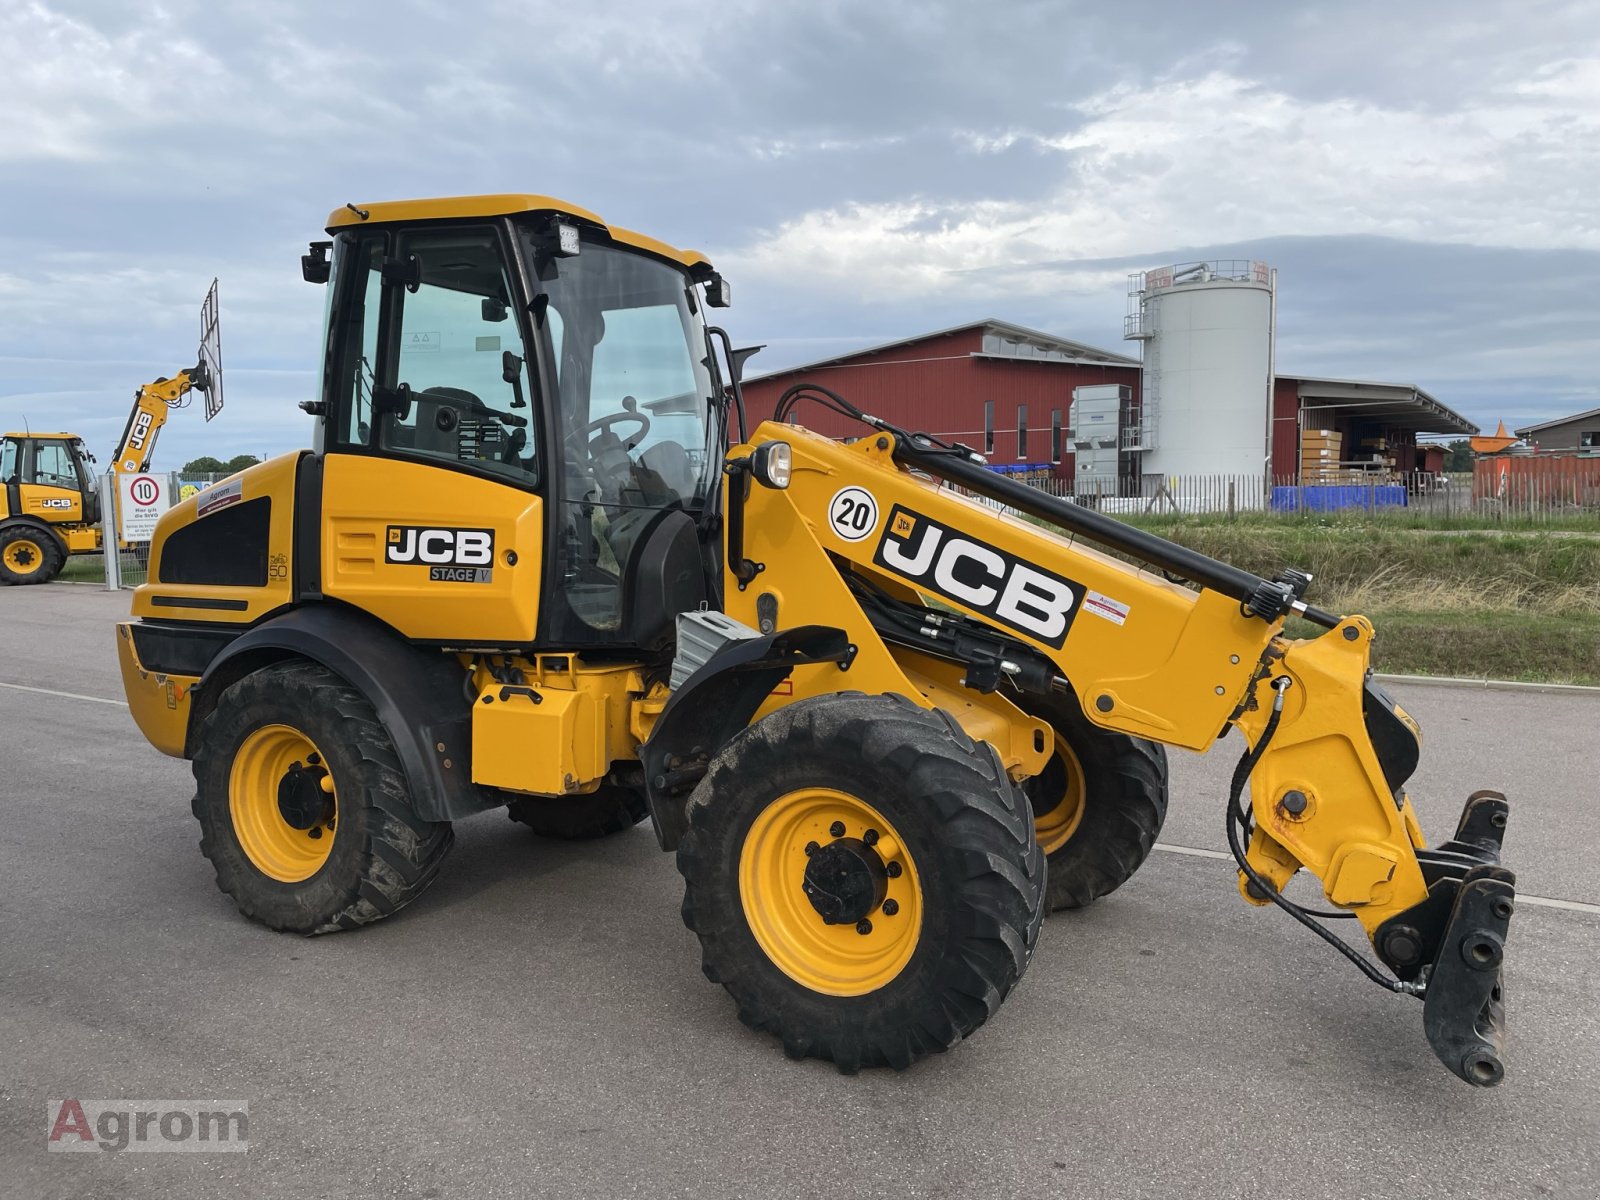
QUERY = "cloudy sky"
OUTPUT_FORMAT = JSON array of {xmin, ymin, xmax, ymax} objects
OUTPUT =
[{"xmin": 3, "ymin": 0, "xmax": 1596, "ymax": 467}]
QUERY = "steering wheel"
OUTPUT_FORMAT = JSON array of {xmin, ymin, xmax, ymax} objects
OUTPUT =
[{"xmin": 565, "ymin": 396, "xmax": 651, "ymax": 450}]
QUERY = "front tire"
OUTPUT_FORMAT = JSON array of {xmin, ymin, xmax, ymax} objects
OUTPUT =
[
  {"xmin": 677, "ymin": 693, "xmax": 1045, "ymax": 1072},
  {"xmin": 1022, "ymin": 693, "xmax": 1169, "ymax": 912},
  {"xmin": 192, "ymin": 660, "xmax": 454, "ymax": 934},
  {"xmin": 0, "ymin": 526, "xmax": 63, "ymax": 585}
]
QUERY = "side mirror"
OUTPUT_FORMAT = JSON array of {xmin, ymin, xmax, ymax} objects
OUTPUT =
[{"xmin": 301, "ymin": 241, "xmax": 332, "ymax": 284}]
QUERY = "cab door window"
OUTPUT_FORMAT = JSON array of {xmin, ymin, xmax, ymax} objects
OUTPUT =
[
  {"xmin": 30, "ymin": 441, "xmax": 79, "ymax": 489},
  {"xmin": 331, "ymin": 228, "xmax": 539, "ymax": 488},
  {"xmin": 382, "ymin": 229, "xmax": 538, "ymax": 485}
]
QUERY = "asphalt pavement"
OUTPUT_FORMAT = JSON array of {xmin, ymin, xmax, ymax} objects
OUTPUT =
[{"xmin": 2, "ymin": 585, "xmax": 1596, "ymax": 1199}]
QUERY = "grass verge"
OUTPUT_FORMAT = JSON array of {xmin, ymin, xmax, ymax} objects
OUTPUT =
[{"xmin": 1116, "ymin": 521, "xmax": 1600, "ymax": 685}]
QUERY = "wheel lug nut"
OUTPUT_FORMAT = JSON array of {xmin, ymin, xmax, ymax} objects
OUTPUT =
[
  {"xmin": 882, "ymin": 899, "xmax": 899, "ymax": 916},
  {"xmin": 855, "ymin": 919, "xmax": 872, "ymax": 935},
  {"xmin": 829, "ymin": 821, "xmax": 846, "ymax": 838},
  {"xmin": 885, "ymin": 862, "xmax": 902, "ymax": 878},
  {"xmin": 804, "ymin": 841, "xmax": 819, "ymax": 856},
  {"xmin": 863, "ymin": 829, "xmax": 878, "ymax": 846}
]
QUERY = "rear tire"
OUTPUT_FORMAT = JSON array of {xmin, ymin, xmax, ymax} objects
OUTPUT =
[
  {"xmin": 677, "ymin": 693, "xmax": 1045, "ymax": 1072},
  {"xmin": 192, "ymin": 660, "xmax": 454, "ymax": 934},
  {"xmin": 505, "ymin": 786, "xmax": 648, "ymax": 840},
  {"xmin": 1022, "ymin": 693, "xmax": 1169, "ymax": 911},
  {"xmin": 0, "ymin": 525, "xmax": 63, "ymax": 585}
]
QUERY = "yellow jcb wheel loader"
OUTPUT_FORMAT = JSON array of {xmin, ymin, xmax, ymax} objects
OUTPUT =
[{"xmin": 117, "ymin": 194, "xmax": 1516, "ymax": 1084}]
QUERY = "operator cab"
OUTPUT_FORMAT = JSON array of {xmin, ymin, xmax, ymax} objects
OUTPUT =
[
  {"xmin": 1, "ymin": 433, "xmax": 99, "ymax": 523},
  {"xmin": 311, "ymin": 199, "xmax": 731, "ymax": 654}
]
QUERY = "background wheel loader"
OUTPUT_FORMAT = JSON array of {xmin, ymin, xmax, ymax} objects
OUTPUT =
[
  {"xmin": 0, "ymin": 281, "xmax": 222, "ymax": 585},
  {"xmin": 117, "ymin": 195, "xmax": 1515, "ymax": 1085}
]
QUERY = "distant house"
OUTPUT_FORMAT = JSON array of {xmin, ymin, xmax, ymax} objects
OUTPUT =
[{"xmin": 1516, "ymin": 407, "xmax": 1600, "ymax": 453}]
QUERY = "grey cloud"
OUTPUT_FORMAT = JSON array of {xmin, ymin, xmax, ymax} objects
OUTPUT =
[{"xmin": 1, "ymin": 0, "xmax": 1595, "ymax": 464}]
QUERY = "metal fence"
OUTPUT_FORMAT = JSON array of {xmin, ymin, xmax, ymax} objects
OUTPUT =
[{"xmin": 964, "ymin": 471, "xmax": 1600, "ymax": 524}]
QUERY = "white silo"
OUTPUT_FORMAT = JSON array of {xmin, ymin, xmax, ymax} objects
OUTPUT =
[{"xmin": 1124, "ymin": 261, "xmax": 1276, "ymax": 483}]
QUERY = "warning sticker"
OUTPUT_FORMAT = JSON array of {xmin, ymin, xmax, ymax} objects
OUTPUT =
[{"xmin": 1083, "ymin": 590, "xmax": 1130, "ymax": 626}]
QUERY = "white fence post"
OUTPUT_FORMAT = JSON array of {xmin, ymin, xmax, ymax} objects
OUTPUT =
[{"xmin": 99, "ymin": 471, "xmax": 121, "ymax": 591}]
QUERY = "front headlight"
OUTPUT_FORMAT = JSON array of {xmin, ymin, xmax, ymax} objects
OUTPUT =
[{"xmin": 752, "ymin": 441, "xmax": 791, "ymax": 489}]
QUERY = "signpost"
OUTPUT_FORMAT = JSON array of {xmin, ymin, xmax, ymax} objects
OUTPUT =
[{"xmin": 118, "ymin": 472, "xmax": 170, "ymax": 543}]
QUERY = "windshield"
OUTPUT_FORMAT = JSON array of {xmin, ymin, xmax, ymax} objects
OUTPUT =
[
  {"xmin": 526, "ymin": 233, "xmax": 722, "ymax": 640},
  {"xmin": 532, "ymin": 238, "xmax": 719, "ymax": 509}
]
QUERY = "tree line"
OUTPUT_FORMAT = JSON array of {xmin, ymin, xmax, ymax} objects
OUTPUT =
[{"xmin": 181, "ymin": 455, "xmax": 261, "ymax": 475}]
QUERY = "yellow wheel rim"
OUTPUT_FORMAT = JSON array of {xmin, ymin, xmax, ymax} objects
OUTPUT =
[
  {"xmin": 3, "ymin": 538, "xmax": 45, "ymax": 576},
  {"xmin": 1033, "ymin": 733, "xmax": 1086, "ymax": 855},
  {"xmin": 229, "ymin": 725, "xmax": 338, "ymax": 883},
  {"xmin": 739, "ymin": 788, "xmax": 922, "ymax": 997}
]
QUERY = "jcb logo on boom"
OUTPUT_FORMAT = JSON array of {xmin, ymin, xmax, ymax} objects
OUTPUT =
[
  {"xmin": 872, "ymin": 506, "xmax": 1082, "ymax": 648},
  {"xmin": 127, "ymin": 412, "xmax": 154, "ymax": 451},
  {"xmin": 385, "ymin": 525, "xmax": 495, "ymax": 582}
]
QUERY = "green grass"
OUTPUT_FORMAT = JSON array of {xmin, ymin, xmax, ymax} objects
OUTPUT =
[{"xmin": 1086, "ymin": 518, "xmax": 1600, "ymax": 685}]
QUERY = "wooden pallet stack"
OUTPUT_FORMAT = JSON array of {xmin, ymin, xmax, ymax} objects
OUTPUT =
[{"xmin": 1300, "ymin": 428, "xmax": 1345, "ymax": 483}]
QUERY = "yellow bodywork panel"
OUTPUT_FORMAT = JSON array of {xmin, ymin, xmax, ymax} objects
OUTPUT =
[
  {"xmin": 471, "ymin": 659, "xmax": 646, "ymax": 795},
  {"xmin": 320, "ymin": 454, "xmax": 543, "ymax": 643},
  {"xmin": 115, "ymin": 622, "xmax": 195, "ymax": 758},
  {"xmin": 733, "ymin": 424, "xmax": 1267, "ymax": 752},
  {"xmin": 16, "ymin": 481, "xmax": 85, "ymax": 525},
  {"xmin": 59, "ymin": 525, "xmax": 99, "ymax": 553},
  {"xmin": 1234, "ymin": 620, "xmax": 1430, "ymax": 933},
  {"xmin": 324, "ymin": 194, "xmax": 711, "ymax": 271},
  {"xmin": 133, "ymin": 454, "xmax": 299, "ymax": 625}
]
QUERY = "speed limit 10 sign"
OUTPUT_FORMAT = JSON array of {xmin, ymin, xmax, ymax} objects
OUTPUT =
[{"xmin": 118, "ymin": 472, "xmax": 170, "ymax": 542}]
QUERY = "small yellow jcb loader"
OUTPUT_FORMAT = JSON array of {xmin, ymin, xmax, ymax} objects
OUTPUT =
[
  {"xmin": 0, "ymin": 281, "xmax": 223, "ymax": 585},
  {"xmin": 117, "ymin": 196, "xmax": 1515, "ymax": 1084}
]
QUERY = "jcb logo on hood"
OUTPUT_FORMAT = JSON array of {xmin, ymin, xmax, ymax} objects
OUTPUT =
[
  {"xmin": 385, "ymin": 526, "xmax": 495, "ymax": 568},
  {"xmin": 872, "ymin": 506, "xmax": 1081, "ymax": 648}
]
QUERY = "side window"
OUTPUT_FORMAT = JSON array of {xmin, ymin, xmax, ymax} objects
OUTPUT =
[
  {"xmin": 0, "ymin": 440, "xmax": 16, "ymax": 483},
  {"xmin": 349, "ymin": 247, "xmax": 383, "ymax": 445},
  {"xmin": 32, "ymin": 441, "xmax": 77, "ymax": 488},
  {"xmin": 329, "ymin": 236, "xmax": 384, "ymax": 447},
  {"xmin": 380, "ymin": 229, "xmax": 538, "ymax": 485}
]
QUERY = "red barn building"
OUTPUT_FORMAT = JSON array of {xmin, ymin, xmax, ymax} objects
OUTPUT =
[{"xmin": 739, "ymin": 321, "xmax": 1140, "ymax": 479}]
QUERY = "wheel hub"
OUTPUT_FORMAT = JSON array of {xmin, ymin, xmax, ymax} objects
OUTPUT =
[
  {"xmin": 802, "ymin": 837, "xmax": 888, "ymax": 925},
  {"xmin": 277, "ymin": 760, "xmax": 334, "ymax": 830}
]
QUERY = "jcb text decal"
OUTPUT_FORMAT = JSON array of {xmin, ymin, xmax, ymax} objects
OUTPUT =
[
  {"xmin": 385, "ymin": 525, "xmax": 495, "ymax": 583},
  {"xmin": 871, "ymin": 506, "xmax": 1081, "ymax": 648},
  {"xmin": 128, "ymin": 411, "xmax": 154, "ymax": 451}
]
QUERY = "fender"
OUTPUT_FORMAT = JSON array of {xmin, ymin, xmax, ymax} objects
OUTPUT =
[
  {"xmin": 193, "ymin": 604, "xmax": 495, "ymax": 822},
  {"xmin": 640, "ymin": 624, "xmax": 852, "ymax": 850}
]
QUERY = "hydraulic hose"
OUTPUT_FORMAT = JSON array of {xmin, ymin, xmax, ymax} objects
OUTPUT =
[{"xmin": 1226, "ymin": 677, "xmax": 1420, "ymax": 995}]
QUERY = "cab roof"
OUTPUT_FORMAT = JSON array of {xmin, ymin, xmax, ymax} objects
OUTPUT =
[
  {"xmin": 325, "ymin": 194, "xmax": 711, "ymax": 272},
  {"xmin": 3, "ymin": 432, "xmax": 77, "ymax": 440}
]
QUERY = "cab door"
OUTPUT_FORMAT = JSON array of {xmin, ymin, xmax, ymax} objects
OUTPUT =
[
  {"xmin": 316, "ymin": 224, "xmax": 545, "ymax": 645},
  {"xmin": 19, "ymin": 438, "xmax": 88, "ymax": 524}
]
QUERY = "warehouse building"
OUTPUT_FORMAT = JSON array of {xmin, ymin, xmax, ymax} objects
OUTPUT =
[
  {"xmin": 1516, "ymin": 407, "xmax": 1600, "ymax": 453},
  {"xmin": 740, "ymin": 262, "xmax": 1476, "ymax": 499}
]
